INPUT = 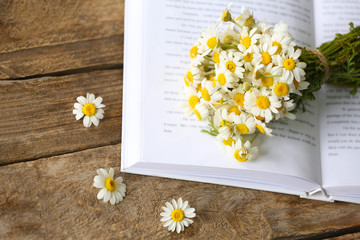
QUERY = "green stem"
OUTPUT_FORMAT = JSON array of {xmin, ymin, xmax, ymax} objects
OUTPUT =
[
  {"xmin": 250, "ymin": 132, "xmax": 260, "ymax": 144},
  {"xmin": 231, "ymin": 19, "xmax": 242, "ymax": 30},
  {"xmin": 219, "ymin": 42, "xmax": 238, "ymax": 50}
]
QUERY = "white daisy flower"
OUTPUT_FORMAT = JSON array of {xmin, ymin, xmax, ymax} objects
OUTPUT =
[
  {"xmin": 232, "ymin": 113, "xmax": 256, "ymax": 135},
  {"xmin": 235, "ymin": 7, "xmax": 255, "ymax": 29},
  {"xmin": 272, "ymin": 77, "xmax": 296, "ymax": 100},
  {"xmin": 275, "ymin": 46, "xmax": 306, "ymax": 83},
  {"xmin": 199, "ymin": 27, "xmax": 218, "ymax": 53},
  {"xmin": 182, "ymin": 86, "xmax": 201, "ymax": 116},
  {"xmin": 228, "ymin": 86, "xmax": 246, "ymax": 108},
  {"xmin": 293, "ymin": 76, "xmax": 310, "ymax": 95},
  {"xmin": 93, "ymin": 168, "xmax": 126, "ymax": 205},
  {"xmin": 219, "ymin": 50, "xmax": 245, "ymax": 79},
  {"xmin": 226, "ymin": 140, "xmax": 259, "ymax": 162},
  {"xmin": 244, "ymin": 87, "xmax": 281, "ymax": 123},
  {"xmin": 255, "ymin": 119, "xmax": 273, "ymax": 136},
  {"xmin": 259, "ymin": 37, "xmax": 278, "ymax": 66},
  {"xmin": 240, "ymin": 47, "xmax": 262, "ymax": 71},
  {"xmin": 73, "ymin": 93, "xmax": 105, "ymax": 128},
  {"xmin": 194, "ymin": 102, "xmax": 209, "ymax": 121},
  {"xmin": 254, "ymin": 64, "xmax": 282, "ymax": 88},
  {"xmin": 274, "ymin": 100, "xmax": 296, "ymax": 120},
  {"xmin": 199, "ymin": 79, "xmax": 223, "ymax": 106},
  {"xmin": 238, "ymin": 27, "xmax": 261, "ymax": 53},
  {"xmin": 184, "ymin": 67, "xmax": 203, "ymax": 87},
  {"xmin": 214, "ymin": 108, "xmax": 232, "ymax": 128},
  {"xmin": 160, "ymin": 198, "xmax": 196, "ymax": 233},
  {"xmin": 215, "ymin": 67, "xmax": 237, "ymax": 91},
  {"xmin": 219, "ymin": 23, "xmax": 238, "ymax": 44},
  {"xmin": 271, "ymin": 30, "xmax": 295, "ymax": 55}
]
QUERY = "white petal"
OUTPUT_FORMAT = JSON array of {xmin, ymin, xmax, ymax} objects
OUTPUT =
[
  {"xmin": 184, "ymin": 208, "xmax": 195, "ymax": 215},
  {"xmin": 114, "ymin": 191, "xmax": 123, "ymax": 202},
  {"xmin": 160, "ymin": 211, "xmax": 171, "ymax": 217},
  {"xmin": 162, "ymin": 206, "xmax": 172, "ymax": 213},
  {"xmin": 97, "ymin": 188, "xmax": 107, "ymax": 200},
  {"xmin": 181, "ymin": 201, "xmax": 189, "ymax": 210},
  {"xmin": 161, "ymin": 216, "xmax": 172, "ymax": 222},
  {"xmin": 110, "ymin": 194, "xmax": 116, "ymax": 205},
  {"xmin": 176, "ymin": 222, "xmax": 181, "ymax": 233},
  {"xmin": 109, "ymin": 168, "xmax": 114, "ymax": 178},
  {"xmin": 293, "ymin": 49, "xmax": 301, "ymax": 59},
  {"xmin": 115, "ymin": 176, "xmax": 123, "ymax": 184},
  {"xmin": 97, "ymin": 104, "xmax": 106, "ymax": 108},
  {"xmin": 104, "ymin": 190, "xmax": 111, "ymax": 202},
  {"xmin": 165, "ymin": 202, "xmax": 174, "ymax": 211},
  {"xmin": 93, "ymin": 97, "xmax": 103, "ymax": 107},
  {"xmin": 74, "ymin": 103, "xmax": 83, "ymax": 110},
  {"xmin": 76, "ymin": 112, "xmax": 84, "ymax": 120},
  {"xmin": 91, "ymin": 116, "xmax": 99, "ymax": 126},
  {"xmin": 95, "ymin": 112, "xmax": 104, "ymax": 120},
  {"xmin": 183, "ymin": 218, "xmax": 193, "ymax": 225},
  {"xmin": 163, "ymin": 219, "xmax": 173, "ymax": 227},
  {"xmin": 177, "ymin": 198, "xmax": 183, "ymax": 209},
  {"xmin": 77, "ymin": 96, "xmax": 87, "ymax": 105},
  {"xmin": 98, "ymin": 169, "xmax": 109, "ymax": 178},
  {"xmin": 88, "ymin": 93, "xmax": 95, "ymax": 103},
  {"xmin": 186, "ymin": 212, "xmax": 196, "ymax": 218},
  {"xmin": 293, "ymin": 68, "xmax": 300, "ymax": 81},
  {"xmin": 172, "ymin": 199, "xmax": 178, "ymax": 209},
  {"xmin": 83, "ymin": 116, "xmax": 91, "ymax": 128},
  {"xmin": 168, "ymin": 221, "xmax": 176, "ymax": 231}
]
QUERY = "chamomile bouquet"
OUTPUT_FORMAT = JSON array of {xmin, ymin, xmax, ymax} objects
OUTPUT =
[{"xmin": 182, "ymin": 6, "xmax": 360, "ymax": 163}]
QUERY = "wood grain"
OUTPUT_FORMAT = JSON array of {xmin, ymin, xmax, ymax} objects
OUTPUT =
[
  {"xmin": 0, "ymin": 35, "xmax": 123, "ymax": 80},
  {"xmin": 0, "ymin": 69, "xmax": 122, "ymax": 165},
  {"xmin": 1, "ymin": 144, "xmax": 360, "ymax": 240},
  {"xmin": 0, "ymin": 0, "xmax": 124, "ymax": 79}
]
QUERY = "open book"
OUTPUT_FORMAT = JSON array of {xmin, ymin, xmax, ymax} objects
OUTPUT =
[{"xmin": 122, "ymin": 0, "xmax": 360, "ymax": 203}]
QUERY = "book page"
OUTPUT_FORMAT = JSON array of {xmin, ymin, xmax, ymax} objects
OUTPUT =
[
  {"xmin": 314, "ymin": 0, "xmax": 360, "ymax": 46},
  {"xmin": 319, "ymin": 85, "xmax": 360, "ymax": 190},
  {"xmin": 140, "ymin": 0, "xmax": 322, "ymax": 186}
]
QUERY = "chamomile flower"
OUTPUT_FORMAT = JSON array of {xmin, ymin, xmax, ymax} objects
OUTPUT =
[
  {"xmin": 228, "ymin": 86, "xmax": 246, "ymax": 108},
  {"xmin": 238, "ymin": 27, "xmax": 261, "ymax": 53},
  {"xmin": 219, "ymin": 50, "xmax": 245, "ymax": 79},
  {"xmin": 182, "ymin": 86, "xmax": 201, "ymax": 116},
  {"xmin": 73, "ymin": 93, "xmax": 105, "ymax": 128},
  {"xmin": 240, "ymin": 48, "xmax": 262, "ymax": 71},
  {"xmin": 254, "ymin": 64, "xmax": 282, "ymax": 88},
  {"xmin": 259, "ymin": 38, "xmax": 278, "ymax": 66},
  {"xmin": 274, "ymin": 100, "xmax": 296, "ymax": 120},
  {"xmin": 235, "ymin": 7, "xmax": 255, "ymax": 29},
  {"xmin": 232, "ymin": 113, "xmax": 256, "ymax": 135},
  {"xmin": 272, "ymin": 77, "xmax": 296, "ymax": 100},
  {"xmin": 255, "ymin": 119, "xmax": 272, "ymax": 136},
  {"xmin": 194, "ymin": 102, "xmax": 209, "ymax": 121},
  {"xmin": 160, "ymin": 198, "xmax": 196, "ymax": 233},
  {"xmin": 220, "ymin": 24, "xmax": 238, "ymax": 44},
  {"xmin": 199, "ymin": 27, "xmax": 218, "ymax": 52},
  {"xmin": 93, "ymin": 168, "xmax": 126, "ymax": 205},
  {"xmin": 275, "ymin": 46, "xmax": 306, "ymax": 83},
  {"xmin": 226, "ymin": 140, "xmax": 258, "ymax": 162},
  {"xmin": 271, "ymin": 29, "xmax": 295, "ymax": 55},
  {"xmin": 244, "ymin": 88, "xmax": 281, "ymax": 123},
  {"xmin": 215, "ymin": 68, "xmax": 237, "ymax": 90},
  {"xmin": 184, "ymin": 67, "xmax": 203, "ymax": 87},
  {"xmin": 199, "ymin": 79, "xmax": 223, "ymax": 106}
]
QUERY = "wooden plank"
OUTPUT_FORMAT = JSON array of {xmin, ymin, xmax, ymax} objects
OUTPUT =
[
  {"xmin": 1, "ymin": 144, "xmax": 360, "ymax": 239},
  {"xmin": 0, "ymin": 0, "xmax": 124, "ymax": 80},
  {"xmin": 0, "ymin": 0, "xmax": 124, "ymax": 53},
  {"xmin": 0, "ymin": 69, "xmax": 122, "ymax": 165},
  {"xmin": 0, "ymin": 35, "xmax": 123, "ymax": 80}
]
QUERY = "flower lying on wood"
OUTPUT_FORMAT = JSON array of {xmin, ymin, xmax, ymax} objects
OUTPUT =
[
  {"xmin": 73, "ymin": 93, "xmax": 105, "ymax": 127},
  {"xmin": 93, "ymin": 168, "xmax": 126, "ymax": 205},
  {"xmin": 160, "ymin": 198, "xmax": 196, "ymax": 233}
]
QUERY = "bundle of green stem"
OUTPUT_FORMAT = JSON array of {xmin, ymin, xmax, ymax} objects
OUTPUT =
[{"xmin": 295, "ymin": 23, "xmax": 360, "ymax": 111}]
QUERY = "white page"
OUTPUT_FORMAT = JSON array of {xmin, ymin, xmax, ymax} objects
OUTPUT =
[
  {"xmin": 314, "ymin": 0, "xmax": 360, "ymax": 47},
  {"xmin": 319, "ymin": 85, "xmax": 360, "ymax": 191},
  {"xmin": 140, "ymin": 0, "xmax": 322, "ymax": 186}
]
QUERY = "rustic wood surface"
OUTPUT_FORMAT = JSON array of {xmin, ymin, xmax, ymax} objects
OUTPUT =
[{"xmin": 0, "ymin": 0, "xmax": 359, "ymax": 239}]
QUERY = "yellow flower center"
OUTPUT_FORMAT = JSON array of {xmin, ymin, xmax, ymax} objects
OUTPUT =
[
  {"xmin": 256, "ymin": 124, "xmax": 266, "ymax": 134},
  {"xmin": 242, "ymin": 36, "xmax": 251, "ymax": 49},
  {"xmin": 194, "ymin": 109, "xmax": 202, "ymax": 120},
  {"xmin": 234, "ymin": 148, "xmax": 249, "ymax": 162},
  {"xmin": 236, "ymin": 124, "xmax": 249, "ymax": 134},
  {"xmin": 213, "ymin": 52, "xmax": 220, "ymax": 63},
  {"xmin": 274, "ymin": 83, "xmax": 289, "ymax": 97},
  {"xmin": 229, "ymin": 106, "xmax": 241, "ymax": 115},
  {"xmin": 207, "ymin": 37, "xmax": 218, "ymax": 49},
  {"xmin": 243, "ymin": 52, "xmax": 253, "ymax": 62},
  {"xmin": 283, "ymin": 58, "xmax": 296, "ymax": 70},
  {"xmin": 261, "ymin": 52, "xmax": 272, "ymax": 65},
  {"xmin": 171, "ymin": 209, "xmax": 184, "ymax": 222},
  {"xmin": 190, "ymin": 46, "xmax": 198, "ymax": 59},
  {"xmin": 186, "ymin": 71, "xmax": 193, "ymax": 83},
  {"xmin": 261, "ymin": 72, "xmax": 274, "ymax": 87},
  {"xmin": 256, "ymin": 96, "xmax": 270, "ymax": 109},
  {"xmin": 218, "ymin": 73, "xmax": 226, "ymax": 85},
  {"xmin": 82, "ymin": 103, "xmax": 96, "ymax": 116},
  {"xmin": 201, "ymin": 88, "xmax": 211, "ymax": 101},
  {"xmin": 105, "ymin": 178, "xmax": 116, "ymax": 192},
  {"xmin": 220, "ymin": 120, "xmax": 232, "ymax": 127},
  {"xmin": 226, "ymin": 61, "xmax": 236, "ymax": 72},
  {"xmin": 234, "ymin": 93, "xmax": 245, "ymax": 106},
  {"xmin": 184, "ymin": 76, "xmax": 189, "ymax": 87},
  {"xmin": 223, "ymin": 137, "xmax": 235, "ymax": 146},
  {"xmin": 188, "ymin": 96, "xmax": 199, "ymax": 109},
  {"xmin": 272, "ymin": 41, "xmax": 282, "ymax": 55}
]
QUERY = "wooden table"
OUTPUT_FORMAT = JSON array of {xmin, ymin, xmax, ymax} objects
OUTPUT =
[{"xmin": 1, "ymin": 1, "xmax": 360, "ymax": 239}]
